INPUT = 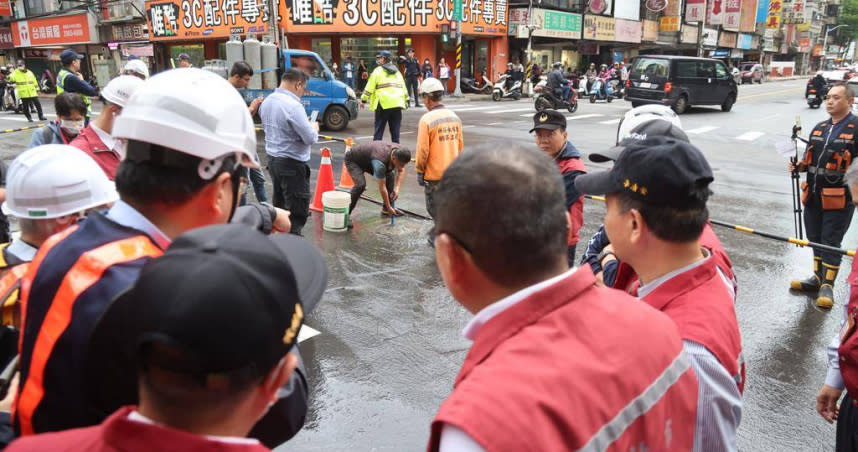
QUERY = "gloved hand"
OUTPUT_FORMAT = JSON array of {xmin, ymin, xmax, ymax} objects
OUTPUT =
[{"xmin": 417, "ymin": 173, "xmax": 425, "ymax": 187}]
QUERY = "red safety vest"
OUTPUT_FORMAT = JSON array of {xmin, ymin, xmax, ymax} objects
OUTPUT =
[
  {"xmin": 640, "ymin": 255, "xmax": 746, "ymax": 393},
  {"xmin": 15, "ymin": 227, "xmax": 161, "ymax": 436},
  {"xmin": 838, "ymin": 257, "xmax": 858, "ymax": 396},
  {"xmin": 558, "ymin": 157, "xmax": 586, "ymax": 246},
  {"xmin": 426, "ymin": 267, "xmax": 698, "ymax": 452}
]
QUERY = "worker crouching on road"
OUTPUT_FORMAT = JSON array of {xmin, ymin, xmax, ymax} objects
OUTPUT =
[
  {"xmin": 427, "ymin": 143, "xmax": 698, "ymax": 452},
  {"xmin": 361, "ymin": 50, "xmax": 408, "ymax": 143},
  {"xmin": 817, "ymin": 163, "xmax": 858, "ymax": 451},
  {"xmin": 790, "ymin": 82, "xmax": 858, "ymax": 308},
  {"xmin": 530, "ymin": 109, "xmax": 586, "ymax": 265},
  {"xmin": 345, "ymin": 141, "xmax": 411, "ymax": 218},
  {"xmin": 575, "ymin": 137, "xmax": 745, "ymax": 452},
  {"xmin": 7, "ymin": 224, "xmax": 327, "ymax": 452}
]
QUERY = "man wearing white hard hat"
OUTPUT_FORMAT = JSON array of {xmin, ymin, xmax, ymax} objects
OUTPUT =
[
  {"xmin": 415, "ymin": 77, "xmax": 463, "ymax": 246},
  {"xmin": 70, "ymin": 75, "xmax": 144, "ymax": 179},
  {"xmin": 122, "ymin": 59, "xmax": 149, "ymax": 80},
  {"xmin": 14, "ymin": 68, "xmax": 301, "ymax": 447}
]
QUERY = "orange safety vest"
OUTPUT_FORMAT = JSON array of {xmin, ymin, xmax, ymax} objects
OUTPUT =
[
  {"xmin": 15, "ymin": 227, "xmax": 161, "ymax": 436},
  {"xmin": 0, "ymin": 243, "xmax": 28, "ymax": 329}
]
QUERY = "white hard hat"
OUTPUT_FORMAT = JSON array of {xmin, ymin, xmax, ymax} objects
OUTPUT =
[
  {"xmin": 616, "ymin": 105, "xmax": 682, "ymax": 144},
  {"xmin": 3, "ymin": 145, "xmax": 118, "ymax": 219},
  {"xmin": 419, "ymin": 77, "xmax": 445, "ymax": 95},
  {"xmin": 100, "ymin": 75, "xmax": 145, "ymax": 108},
  {"xmin": 123, "ymin": 59, "xmax": 149, "ymax": 79},
  {"xmin": 113, "ymin": 68, "xmax": 260, "ymax": 169}
]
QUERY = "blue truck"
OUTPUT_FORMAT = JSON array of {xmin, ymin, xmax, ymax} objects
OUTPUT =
[{"xmin": 245, "ymin": 49, "xmax": 359, "ymax": 131}]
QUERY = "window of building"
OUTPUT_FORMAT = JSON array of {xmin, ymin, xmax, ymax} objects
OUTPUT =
[{"xmin": 340, "ymin": 37, "xmax": 400, "ymax": 72}]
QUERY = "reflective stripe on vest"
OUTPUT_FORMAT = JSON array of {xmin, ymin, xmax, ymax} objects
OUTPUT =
[
  {"xmin": 56, "ymin": 70, "xmax": 91, "ymax": 114},
  {"xmin": 15, "ymin": 233, "xmax": 160, "ymax": 436},
  {"xmin": 0, "ymin": 263, "xmax": 28, "ymax": 328}
]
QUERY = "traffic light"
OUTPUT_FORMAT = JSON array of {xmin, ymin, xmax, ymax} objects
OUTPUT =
[{"xmin": 441, "ymin": 23, "xmax": 450, "ymax": 43}]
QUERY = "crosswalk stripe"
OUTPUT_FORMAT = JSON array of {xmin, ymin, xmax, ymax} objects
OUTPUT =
[
  {"xmin": 486, "ymin": 122, "xmax": 503, "ymax": 125},
  {"xmin": 736, "ymin": 131, "xmax": 765, "ymax": 141},
  {"xmin": 567, "ymin": 114, "xmax": 604, "ymax": 121},
  {"xmin": 487, "ymin": 107, "xmax": 534, "ymax": 114},
  {"xmin": 446, "ymin": 105, "xmax": 504, "ymax": 112},
  {"xmin": 599, "ymin": 118, "xmax": 622, "ymax": 125},
  {"xmin": 686, "ymin": 126, "xmax": 720, "ymax": 134}
]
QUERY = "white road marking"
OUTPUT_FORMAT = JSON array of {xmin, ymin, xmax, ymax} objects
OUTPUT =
[
  {"xmin": 686, "ymin": 126, "xmax": 720, "ymax": 134},
  {"xmin": 599, "ymin": 118, "xmax": 622, "ymax": 125},
  {"xmin": 567, "ymin": 114, "xmax": 604, "ymax": 120},
  {"xmin": 298, "ymin": 326, "xmax": 321, "ymax": 343},
  {"xmin": 486, "ymin": 122, "xmax": 504, "ymax": 125},
  {"xmin": 487, "ymin": 107, "xmax": 535, "ymax": 114},
  {"xmin": 446, "ymin": 105, "xmax": 506, "ymax": 112},
  {"xmin": 356, "ymin": 135, "xmax": 375, "ymax": 139},
  {"xmin": 736, "ymin": 131, "xmax": 765, "ymax": 141},
  {"xmin": 400, "ymin": 131, "xmax": 415, "ymax": 134},
  {"xmin": 462, "ymin": 125, "xmax": 475, "ymax": 128}
]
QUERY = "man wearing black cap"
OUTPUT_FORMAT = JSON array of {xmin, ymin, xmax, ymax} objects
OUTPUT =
[
  {"xmin": 7, "ymin": 224, "xmax": 327, "ymax": 452},
  {"xmin": 575, "ymin": 137, "xmax": 744, "ymax": 452},
  {"xmin": 176, "ymin": 53, "xmax": 193, "ymax": 68},
  {"xmin": 530, "ymin": 109, "xmax": 586, "ymax": 265},
  {"xmin": 57, "ymin": 49, "xmax": 98, "ymax": 123}
]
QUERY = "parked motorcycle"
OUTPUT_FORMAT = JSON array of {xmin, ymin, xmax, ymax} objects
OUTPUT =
[
  {"xmin": 492, "ymin": 74, "xmax": 522, "ymax": 101},
  {"xmin": 534, "ymin": 79, "xmax": 578, "ymax": 113},
  {"xmin": 589, "ymin": 78, "xmax": 614, "ymax": 103},
  {"xmin": 39, "ymin": 77, "xmax": 55, "ymax": 94},
  {"xmin": 460, "ymin": 71, "xmax": 493, "ymax": 94}
]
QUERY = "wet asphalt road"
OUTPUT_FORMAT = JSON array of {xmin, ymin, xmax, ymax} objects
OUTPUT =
[{"xmin": 0, "ymin": 80, "xmax": 847, "ymax": 451}]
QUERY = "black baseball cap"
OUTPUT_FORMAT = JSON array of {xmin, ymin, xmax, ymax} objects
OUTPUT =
[
  {"xmin": 575, "ymin": 136, "xmax": 713, "ymax": 209},
  {"xmin": 529, "ymin": 110, "xmax": 567, "ymax": 133},
  {"xmin": 60, "ymin": 49, "xmax": 84, "ymax": 65},
  {"xmin": 88, "ymin": 224, "xmax": 327, "ymax": 390},
  {"xmin": 590, "ymin": 119, "xmax": 690, "ymax": 163}
]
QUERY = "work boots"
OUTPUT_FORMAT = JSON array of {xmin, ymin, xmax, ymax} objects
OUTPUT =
[
  {"xmin": 790, "ymin": 257, "xmax": 822, "ymax": 292},
  {"xmin": 816, "ymin": 263, "xmax": 841, "ymax": 309}
]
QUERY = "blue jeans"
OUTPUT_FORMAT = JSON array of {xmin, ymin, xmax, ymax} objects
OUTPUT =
[
  {"xmin": 345, "ymin": 76, "xmax": 355, "ymax": 88},
  {"xmin": 240, "ymin": 166, "xmax": 269, "ymax": 204}
]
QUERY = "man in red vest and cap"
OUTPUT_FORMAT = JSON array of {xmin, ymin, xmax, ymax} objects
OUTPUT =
[
  {"xmin": 427, "ymin": 143, "xmax": 698, "ymax": 452},
  {"xmin": 576, "ymin": 136, "xmax": 745, "ymax": 452}
]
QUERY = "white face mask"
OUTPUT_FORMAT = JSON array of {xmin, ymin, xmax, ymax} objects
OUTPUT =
[{"xmin": 60, "ymin": 119, "xmax": 84, "ymax": 136}]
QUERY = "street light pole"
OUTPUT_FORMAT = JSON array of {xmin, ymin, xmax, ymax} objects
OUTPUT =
[{"xmin": 822, "ymin": 24, "xmax": 848, "ymax": 69}]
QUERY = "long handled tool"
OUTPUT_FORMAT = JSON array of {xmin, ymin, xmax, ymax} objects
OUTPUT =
[
  {"xmin": 336, "ymin": 188, "xmax": 431, "ymax": 220},
  {"xmin": 583, "ymin": 195, "xmax": 855, "ymax": 257},
  {"xmin": 790, "ymin": 116, "xmax": 805, "ymax": 241}
]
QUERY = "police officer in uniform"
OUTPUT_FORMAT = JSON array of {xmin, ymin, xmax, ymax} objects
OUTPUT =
[
  {"xmin": 403, "ymin": 48, "xmax": 421, "ymax": 107},
  {"xmin": 790, "ymin": 82, "xmax": 858, "ymax": 308},
  {"xmin": 361, "ymin": 50, "xmax": 409, "ymax": 143}
]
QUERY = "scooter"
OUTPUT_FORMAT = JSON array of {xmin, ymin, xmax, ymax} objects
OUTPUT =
[
  {"xmin": 807, "ymin": 84, "xmax": 828, "ymax": 109},
  {"xmin": 492, "ymin": 74, "xmax": 521, "ymax": 101},
  {"xmin": 460, "ymin": 71, "xmax": 493, "ymax": 94},
  {"xmin": 589, "ymin": 78, "xmax": 614, "ymax": 103},
  {"xmin": 534, "ymin": 80, "xmax": 578, "ymax": 113},
  {"xmin": 1, "ymin": 85, "xmax": 14, "ymax": 112}
]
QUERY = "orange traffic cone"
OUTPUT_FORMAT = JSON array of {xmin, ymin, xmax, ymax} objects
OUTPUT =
[
  {"xmin": 338, "ymin": 162, "xmax": 354, "ymax": 189},
  {"xmin": 310, "ymin": 147, "xmax": 336, "ymax": 212}
]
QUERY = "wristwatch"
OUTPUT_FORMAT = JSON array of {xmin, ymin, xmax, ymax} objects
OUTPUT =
[{"xmin": 597, "ymin": 248, "xmax": 616, "ymax": 265}]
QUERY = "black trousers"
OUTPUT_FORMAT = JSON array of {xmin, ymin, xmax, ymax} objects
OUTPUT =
[
  {"xmin": 21, "ymin": 97, "xmax": 43, "ymax": 121},
  {"xmin": 373, "ymin": 108, "xmax": 402, "ymax": 143},
  {"xmin": 268, "ymin": 156, "xmax": 310, "ymax": 236},
  {"xmin": 346, "ymin": 161, "xmax": 394, "ymax": 213},
  {"xmin": 406, "ymin": 77, "xmax": 420, "ymax": 106},
  {"xmin": 838, "ymin": 394, "xmax": 858, "ymax": 452},
  {"xmin": 804, "ymin": 195, "xmax": 855, "ymax": 268}
]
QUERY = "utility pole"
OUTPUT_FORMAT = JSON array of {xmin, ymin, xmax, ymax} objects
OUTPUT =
[
  {"xmin": 524, "ymin": 0, "xmax": 537, "ymax": 96},
  {"xmin": 822, "ymin": 24, "xmax": 848, "ymax": 69},
  {"xmin": 453, "ymin": 20, "xmax": 463, "ymax": 97},
  {"xmin": 696, "ymin": 0, "xmax": 708, "ymax": 58}
]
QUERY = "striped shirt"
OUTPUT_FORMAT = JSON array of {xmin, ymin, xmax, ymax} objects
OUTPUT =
[{"xmin": 259, "ymin": 89, "xmax": 318, "ymax": 162}]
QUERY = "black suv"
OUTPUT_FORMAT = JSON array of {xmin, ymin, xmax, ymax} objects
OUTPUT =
[{"xmin": 624, "ymin": 55, "xmax": 738, "ymax": 114}]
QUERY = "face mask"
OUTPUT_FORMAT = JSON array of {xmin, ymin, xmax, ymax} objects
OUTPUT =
[{"xmin": 60, "ymin": 119, "xmax": 84, "ymax": 136}]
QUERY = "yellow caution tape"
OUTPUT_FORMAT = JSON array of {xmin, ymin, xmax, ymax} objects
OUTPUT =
[{"xmin": 0, "ymin": 124, "xmax": 42, "ymax": 134}]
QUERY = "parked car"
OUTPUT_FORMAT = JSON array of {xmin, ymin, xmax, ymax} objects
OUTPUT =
[
  {"xmin": 848, "ymin": 76, "xmax": 858, "ymax": 113},
  {"xmin": 624, "ymin": 55, "xmax": 738, "ymax": 114},
  {"xmin": 739, "ymin": 62, "xmax": 765, "ymax": 84}
]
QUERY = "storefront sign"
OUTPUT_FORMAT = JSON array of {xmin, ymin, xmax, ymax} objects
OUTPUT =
[
  {"xmin": 730, "ymin": 48, "xmax": 743, "ymax": 57},
  {"xmin": 711, "ymin": 49, "xmax": 729, "ymax": 57},
  {"xmin": 614, "ymin": 0, "xmax": 639, "ymax": 20},
  {"xmin": 508, "ymin": 8, "xmax": 580, "ymax": 39},
  {"xmin": 146, "ymin": 0, "xmax": 272, "ymax": 41},
  {"xmin": 782, "ymin": 0, "xmax": 804, "ymax": 23},
  {"xmin": 739, "ymin": 0, "xmax": 756, "ymax": 32},
  {"xmin": 642, "ymin": 19, "xmax": 658, "ymax": 41},
  {"xmin": 121, "ymin": 43, "xmax": 155, "ymax": 57},
  {"xmin": 812, "ymin": 43, "xmax": 822, "ymax": 56},
  {"xmin": 766, "ymin": 0, "xmax": 781, "ymax": 28},
  {"xmin": 756, "ymin": 0, "xmax": 769, "ymax": 23},
  {"xmin": 737, "ymin": 32, "xmax": 752, "ymax": 48},
  {"xmin": 614, "ymin": 18, "xmax": 640, "ymax": 43},
  {"xmin": 0, "ymin": 27, "xmax": 12, "ymax": 49},
  {"xmin": 681, "ymin": 23, "xmax": 698, "ymax": 43},
  {"xmin": 12, "ymin": 13, "xmax": 95, "ymax": 47},
  {"xmin": 664, "ymin": 0, "xmax": 682, "ymax": 16},
  {"xmin": 709, "ymin": 0, "xmax": 723, "ymax": 25},
  {"xmin": 644, "ymin": 0, "xmax": 667, "ymax": 12},
  {"xmin": 0, "ymin": 0, "xmax": 11, "ymax": 17},
  {"xmin": 112, "ymin": 23, "xmax": 147, "ymax": 41},
  {"xmin": 659, "ymin": 15, "xmax": 680, "ymax": 32},
  {"xmin": 281, "ymin": 0, "xmax": 508, "ymax": 35},
  {"xmin": 583, "ymin": 15, "xmax": 614, "ymax": 40},
  {"xmin": 704, "ymin": 27, "xmax": 718, "ymax": 46},
  {"xmin": 686, "ymin": 0, "xmax": 705, "ymax": 22},
  {"xmin": 724, "ymin": 0, "xmax": 741, "ymax": 29},
  {"xmin": 588, "ymin": 0, "xmax": 611, "ymax": 15},
  {"xmin": 718, "ymin": 30, "xmax": 737, "ymax": 47},
  {"xmin": 578, "ymin": 41, "xmax": 599, "ymax": 55}
]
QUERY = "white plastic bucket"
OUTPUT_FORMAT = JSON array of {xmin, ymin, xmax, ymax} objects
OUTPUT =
[{"xmin": 322, "ymin": 191, "xmax": 351, "ymax": 232}]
